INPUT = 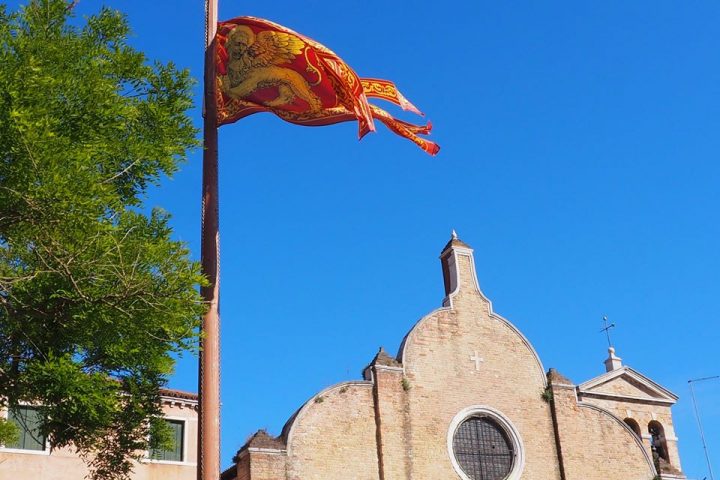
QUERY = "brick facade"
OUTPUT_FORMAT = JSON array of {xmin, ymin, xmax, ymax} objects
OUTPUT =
[
  {"xmin": 578, "ymin": 360, "xmax": 684, "ymax": 477},
  {"xmin": 222, "ymin": 234, "xmax": 685, "ymax": 480}
]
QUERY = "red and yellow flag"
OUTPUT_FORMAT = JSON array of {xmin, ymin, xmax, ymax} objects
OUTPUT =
[{"xmin": 215, "ymin": 17, "xmax": 439, "ymax": 155}]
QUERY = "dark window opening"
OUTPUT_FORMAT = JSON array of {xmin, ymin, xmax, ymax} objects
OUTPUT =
[
  {"xmin": 149, "ymin": 419, "xmax": 184, "ymax": 462},
  {"xmin": 624, "ymin": 418, "xmax": 642, "ymax": 438},
  {"xmin": 648, "ymin": 420, "xmax": 669, "ymax": 464},
  {"xmin": 6, "ymin": 406, "xmax": 45, "ymax": 451}
]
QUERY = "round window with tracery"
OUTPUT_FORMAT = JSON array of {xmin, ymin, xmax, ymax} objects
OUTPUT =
[{"xmin": 448, "ymin": 407, "xmax": 523, "ymax": 480}]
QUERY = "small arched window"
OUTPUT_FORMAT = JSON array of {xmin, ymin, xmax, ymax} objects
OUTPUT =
[
  {"xmin": 624, "ymin": 418, "xmax": 642, "ymax": 438},
  {"xmin": 648, "ymin": 421, "xmax": 669, "ymax": 463}
]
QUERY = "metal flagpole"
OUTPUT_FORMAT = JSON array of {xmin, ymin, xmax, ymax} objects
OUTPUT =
[{"xmin": 199, "ymin": 1, "xmax": 220, "ymax": 479}]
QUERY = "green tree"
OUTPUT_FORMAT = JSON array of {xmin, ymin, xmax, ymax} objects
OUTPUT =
[{"xmin": 0, "ymin": 1, "xmax": 205, "ymax": 478}]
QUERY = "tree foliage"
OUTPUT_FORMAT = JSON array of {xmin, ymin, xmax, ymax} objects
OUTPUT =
[{"xmin": 0, "ymin": 1, "xmax": 205, "ymax": 478}]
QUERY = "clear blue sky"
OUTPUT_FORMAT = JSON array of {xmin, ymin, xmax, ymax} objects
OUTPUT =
[{"xmin": 14, "ymin": 1, "xmax": 720, "ymax": 477}]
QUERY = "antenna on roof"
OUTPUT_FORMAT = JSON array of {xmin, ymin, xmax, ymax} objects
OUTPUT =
[
  {"xmin": 599, "ymin": 315, "xmax": 615, "ymax": 348},
  {"xmin": 689, "ymin": 376, "xmax": 719, "ymax": 480}
]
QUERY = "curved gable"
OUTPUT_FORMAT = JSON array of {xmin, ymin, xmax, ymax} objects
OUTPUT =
[
  {"xmin": 400, "ymin": 236, "xmax": 546, "ymax": 391},
  {"xmin": 562, "ymin": 403, "xmax": 655, "ymax": 480},
  {"xmin": 393, "ymin": 236, "xmax": 561, "ymax": 480},
  {"xmin": 284, "ymin": 382, "xmax": 378, "ymax": 480}
]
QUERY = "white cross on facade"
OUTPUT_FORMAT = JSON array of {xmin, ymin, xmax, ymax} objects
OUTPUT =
[{"xmin": 470, "ymin": 351, "xmax": 484, "ymax": 371}]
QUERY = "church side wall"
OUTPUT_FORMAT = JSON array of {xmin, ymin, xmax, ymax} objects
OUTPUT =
[
  {"xmin": 285, "ymin": 383, "xmax": 378, "ymax": 480},
  {"xmin": 581, "ymin": 396, "xmax": 681, "ymax": 472},
  {"xmin": 550, "ymin": 384, "xmax": 655, "ymax": 480}
]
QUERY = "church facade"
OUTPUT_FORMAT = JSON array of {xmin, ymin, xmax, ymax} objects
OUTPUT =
[{"xmin": 222, "ymin": 234, "xmax": 686, "ymax": 480}]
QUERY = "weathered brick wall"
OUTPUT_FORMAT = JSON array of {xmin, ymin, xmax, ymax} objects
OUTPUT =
[
  {"xmin": 372, "ymin": 366, "xmax": 409, "ymax": 480},
  {"xmin": 249, "ymin": 451, "xmax": 286, "ymax": 480},
  {"xmin": 582, "ymin": 397, "xmax": 681, "ymax": 471},
  {"xmin": 550, "ymin": 382, "xmax": 655, "ymax": 480},
  {"xmin": 234, "ymin": 453, "xmax": 250, "ymax": 480},
  {"xmin": 400, "ymin": 251, "xmax": 561, "ymax": 480},
  {"xmin": 285, "ymin": 382, "xmax": 378, "ymax": 480}
]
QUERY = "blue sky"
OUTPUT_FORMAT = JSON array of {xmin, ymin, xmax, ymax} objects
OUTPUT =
[{"xmin": 13, "ymin": 1, "xmax": 720, "ymax": 477}]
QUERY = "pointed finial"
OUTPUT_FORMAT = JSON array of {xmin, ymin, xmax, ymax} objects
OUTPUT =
[
  {"xmin": 604, "ymin": 345, "xmax": 622, "ymax": 372},
  {"xmin": 440, "ymin": 229, "xmax": 472, "ymax": 255}
]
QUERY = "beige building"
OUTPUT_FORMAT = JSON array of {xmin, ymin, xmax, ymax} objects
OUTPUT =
[
  {"xmin": 222, "ymin": 233, "xmax": 686, "ymax": 480},
  {"xmin": 0, "ymin": 388, "xmax": 198, "ymax": 480}
]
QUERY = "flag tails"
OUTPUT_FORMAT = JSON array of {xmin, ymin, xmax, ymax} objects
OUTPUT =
[
  {"xmin": 215, "ymin": 16, "xmax": 438, "ymax": 155},
  {"xmin": 370, "ymin": 106, "xmax": 439, "ymax": 156},
  {"xmin": 355, "ymin": 103, "xmax": 437, "ymax": 153},
  {"xmin": 361, "ymin": 78, "xmax": 423, "ymax": 116}
]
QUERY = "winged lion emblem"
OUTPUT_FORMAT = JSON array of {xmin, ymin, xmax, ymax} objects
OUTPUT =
[{"xmin": 220, "ymin": 25, "xmax": 323, "ymax": 112}]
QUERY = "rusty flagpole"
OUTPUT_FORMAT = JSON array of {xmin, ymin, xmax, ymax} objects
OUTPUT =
[{"xmin": 199, "ymin": 0, "xmax": 220, "ymax": 480}]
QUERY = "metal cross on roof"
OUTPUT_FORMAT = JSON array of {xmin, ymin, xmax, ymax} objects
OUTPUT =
[{"xmin": 600, "ymin": 315, "xmax": 615, "ymax": 348}]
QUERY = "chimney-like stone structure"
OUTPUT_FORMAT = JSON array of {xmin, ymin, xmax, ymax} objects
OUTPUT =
[{"xmin": 439, "ymin": 230, "xmax": 478, "ymax": 306}]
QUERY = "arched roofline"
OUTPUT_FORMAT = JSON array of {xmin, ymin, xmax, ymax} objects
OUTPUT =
[
  {"xmin": 578, "ymin": 402, "xmax": 657, "ymax": 476},
  {"xmin": 280, "ymin": 380, "xmax": 373, "ymax": 452},
  {"xmin": 396, "ymin": 305, "xmax": 451, "ymax": 363},
  {"xmin": 397, "ymin": 246, "xmax": 547, "ymax": 387}
]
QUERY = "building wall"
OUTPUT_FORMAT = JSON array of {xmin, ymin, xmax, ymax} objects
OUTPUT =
[
  {"xmin": 285, "ymin": 382, "xmax": 378, "ymax": 480},
  {"xmin": 399, "ymin": 249, "xmax": 561, "ymax": 480},
  {"xmin": 0, "ymin": 398, "xmax": 197, "ymax": 480},
  {"xmin": 550, "ymin": 382, "xmax": 655, "ymax": 480},
  {"xmin": 234, "ymin": 455, "xmax": 251, "ymax": 480},
  {"xmin": 249, "ymin": 450, "xmax": 286, "ymax": 480},
  {"xmin": 582, "ymin": 396, "xmax": 681, "ymax": 471},
  {"xmin": 371, "ymin": 364, "xmax": 409, "ymax": 480}
]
